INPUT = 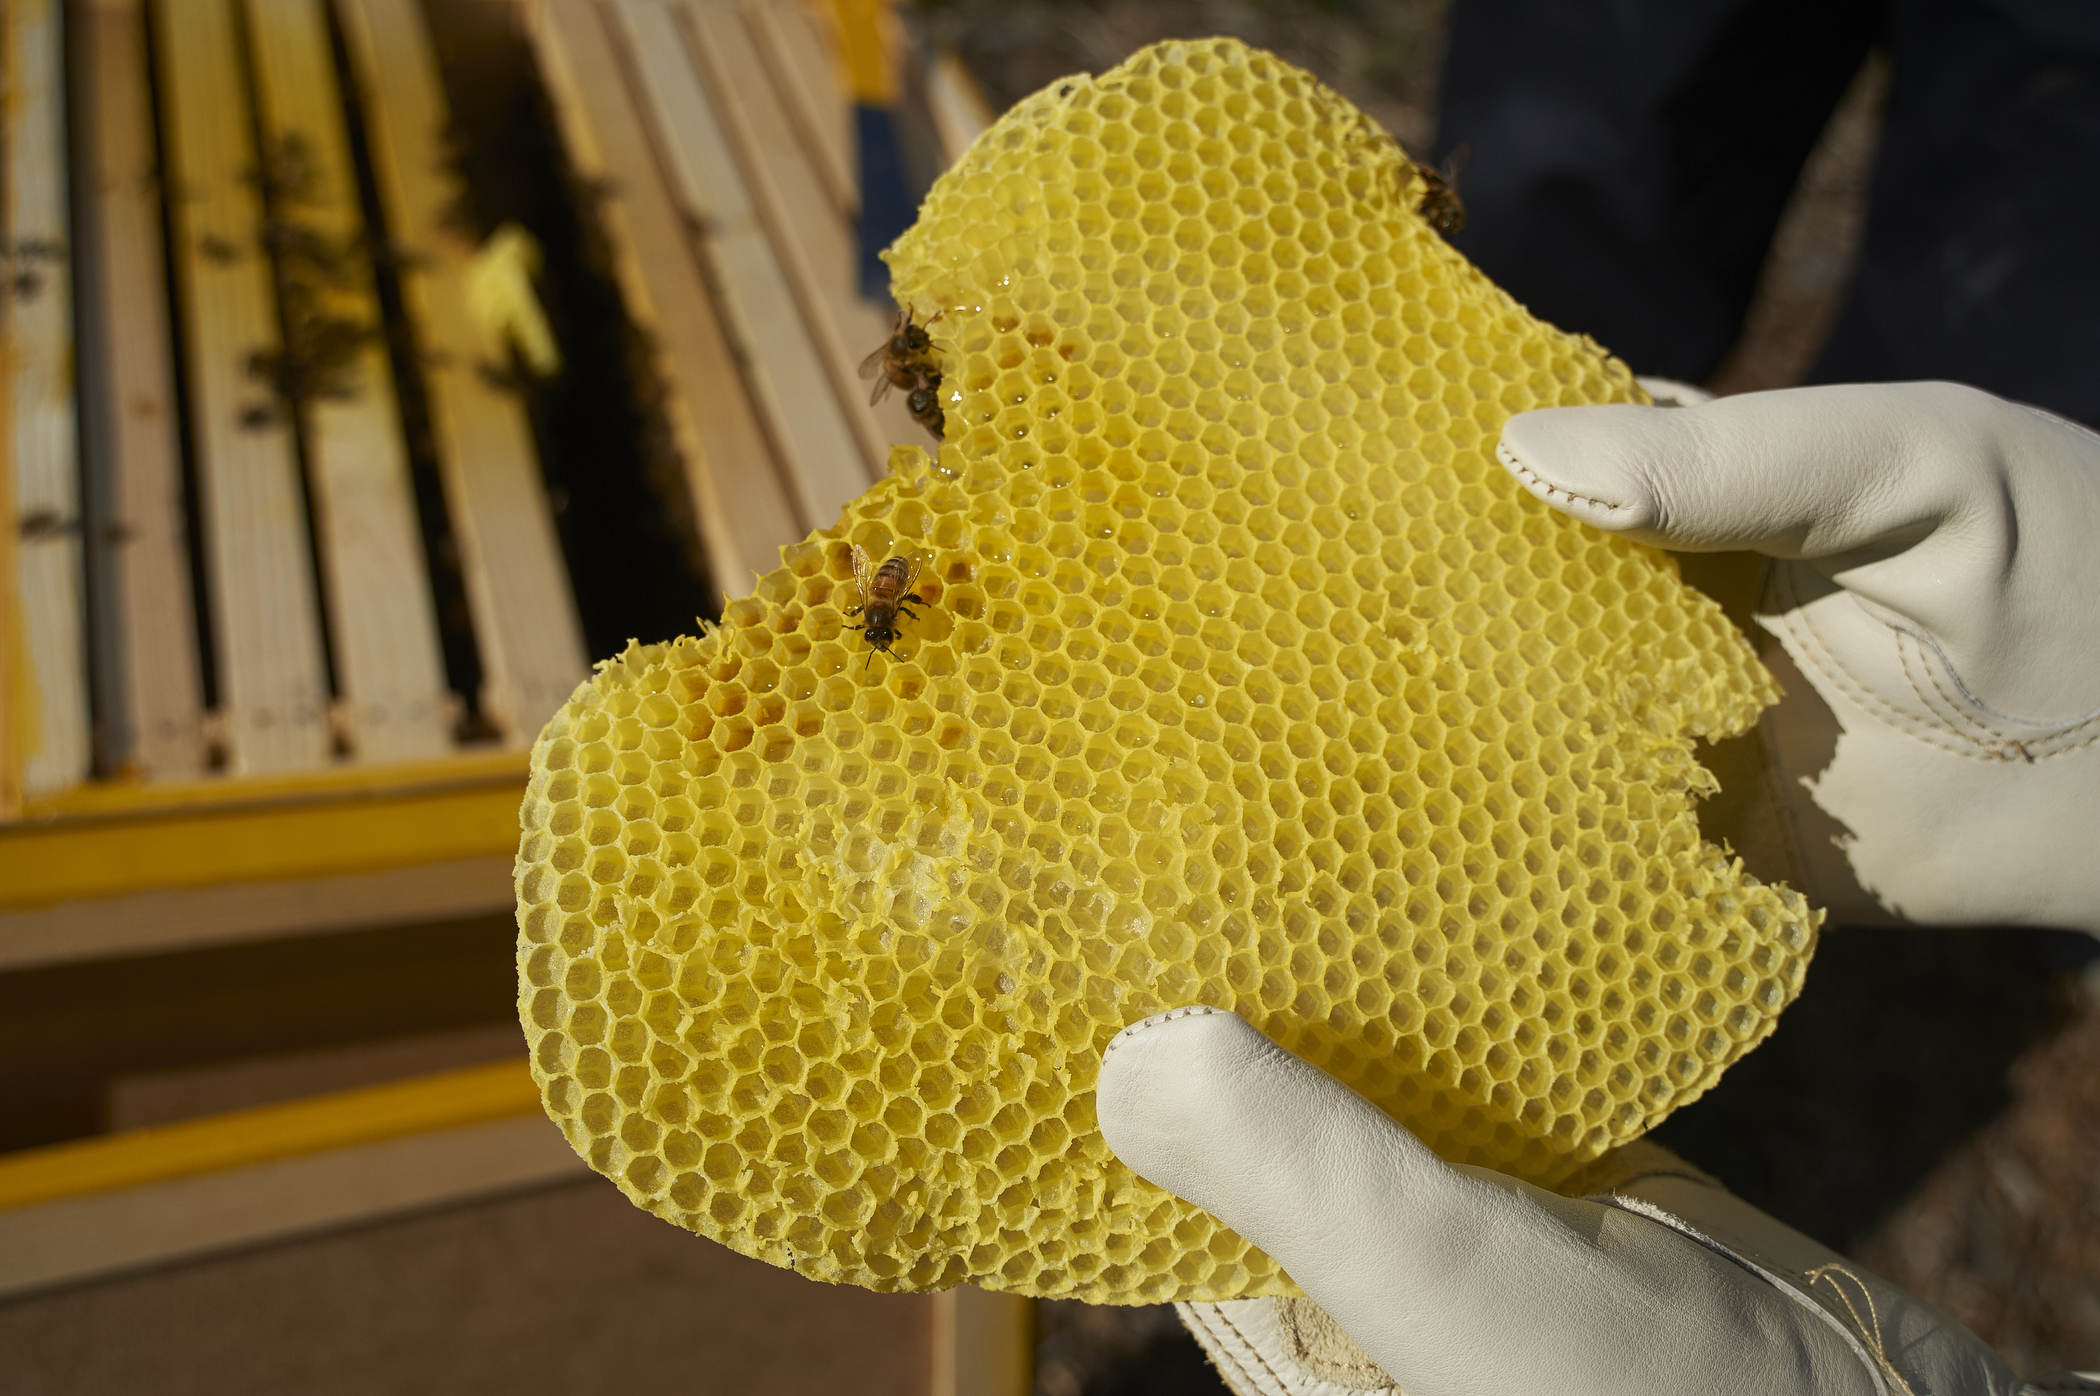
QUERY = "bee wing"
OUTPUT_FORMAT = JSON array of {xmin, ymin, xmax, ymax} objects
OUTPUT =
[
  {"xmin": 1442, "ymin": 143, "xmax": 1471, "ymax": 186},
  {"xmin": 860, "ymin": 309, "xmax": 909, "ymax": 390},
  {"xmin": 857, "ymin": 342, "xmax": 885, "ymax": 379},
  {"xmin": 849, "ymin": 543, "xmax": 875, "ymax": 601},
  {"xmin": 902, "ymin": 552, "xmax": 926, "ymax": 594}
]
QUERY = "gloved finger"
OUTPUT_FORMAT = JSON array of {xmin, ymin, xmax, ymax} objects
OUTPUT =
[
  {"xmin": 1499, "ymin": 379, "xmax": 2100, "ymax": 725},
  {"xmin": 1495, "ymin": 381, "xmax": 2038, "ymax": 563},
  {"xmin": 1097, "ymin": 1006, "xmax": 1876, "ymax": 1396}
]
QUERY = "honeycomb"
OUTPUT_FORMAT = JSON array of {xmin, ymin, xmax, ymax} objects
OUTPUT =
[{"xmin": 515, "ymin": 37, "xmax": 1817, "ymax": 1304}]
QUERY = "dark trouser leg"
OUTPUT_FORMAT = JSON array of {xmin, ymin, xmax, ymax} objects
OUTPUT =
[
  {"xmin": 1813, "ymin": 1, "xmax": 2100, "ymax": 426},
  {"xmin": 1436, "ymin": 0, "xmax": 1880, "ymax": 381}
]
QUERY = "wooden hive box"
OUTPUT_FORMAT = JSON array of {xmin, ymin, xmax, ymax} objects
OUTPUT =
[{"xmin": 0, "ymin": 0, "xmax": 1026, "ymax": 1389}]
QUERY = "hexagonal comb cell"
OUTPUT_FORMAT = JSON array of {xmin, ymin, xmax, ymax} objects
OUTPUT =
[{"xmin": 516, "ymin": 37, "xmax": 1816, "ymax": 1304}]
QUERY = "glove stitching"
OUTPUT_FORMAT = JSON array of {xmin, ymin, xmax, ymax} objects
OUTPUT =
[
  {"xmin": 1898, "ymin": 631, "xmax": 2035, "ymax": 760},
  {"xmin": 1770, "ymin": 564, "xmax": 2100, "ymax": 763},
  {"xmin": 1594, "ymin": 1195, "xmax": 1898, "ymax": 1396},
  {"xmin": 1910, "ymin": 627, "xmax": 2100, "ymax": 732},
  {"xmin": 1770, "ymin": 589, "xmax": 1998, "ymax": 760},
  {"xmin": 1102, "ymin": 1005, "xmax": 1222, "ymax": 1064},
  {"xmin": 1898, "ymin": 629, "xmax": 2100, "ymax": 759},
  {"xmin": 1494, "ymin": 444, "xmax": 1641, "ymax": 518},
  {"xmin": 1803, "ymin": 1265, "xmax": 1920, "ymax": 1396},
  {"xmin": 1770, "ymin": 563, "xmax": 1990, "ymax": 759}
]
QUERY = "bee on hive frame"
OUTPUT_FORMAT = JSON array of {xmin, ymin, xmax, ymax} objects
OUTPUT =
[
  {"xmin": 846, "ymin": 545, "xmax": 928, "ymax": 667},
  {"xmin": 1413, "ymin": 145, "xmax": 1469, "ymax": 237},
  {"xmin": 859, "ymin": 308, "xmax": 946, "ymax": 440}
]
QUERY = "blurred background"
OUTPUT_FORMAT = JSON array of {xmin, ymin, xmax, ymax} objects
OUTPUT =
[{"xmin": 0, "ymin": 0, "xmax": 2092, "ymax": 1391}]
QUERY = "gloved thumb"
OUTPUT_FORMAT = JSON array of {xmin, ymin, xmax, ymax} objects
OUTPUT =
[
  {"xmin": 1497, "ymin": 381, "xmax": 2035, "ymax": 562},
  {"xmin": 1096, "ymin": 1007, "xmax": 1879, "ymax": 1396}
]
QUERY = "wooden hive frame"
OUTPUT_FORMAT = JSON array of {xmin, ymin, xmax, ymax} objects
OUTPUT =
[
  {"xmin": 0, "ymin": 0, "xmax": 581, "ymax": 1288},
  {"xmin": 4, "ymin": 0, "xmax": 604, "ymax": 960},
  {"xmin": 0, "ymin": 0, "xmax": 1029, "ymax": 1387}
]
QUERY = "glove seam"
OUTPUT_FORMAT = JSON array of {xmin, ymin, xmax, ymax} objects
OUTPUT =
[
  {"xmin": 1592, "ymin": 1194, "xmax": 1900, "ymax": 1396},
  {"xmin": 1896, "ymin": 628, "xmax": 2100, "ymax": 758},
  {"xmin": 1102, "ymin": 1004, "xmax": 1222, "ymax": 1063},
  {"xmin": 1903, "ymin": 626, "xmax": 2100, "ymax": 733},
  {"xmin": 1769, "ymin": 564, "xmax": 2100, "ymax": 764},
  {"xmin": 1771, "ymin": 592, "xmax": 1984, "ymax": 760},
  {"xmin": 1495, "ymin": 443, "xmax": 1642, "ymax": 520},
  {"xmin": 1770, "ymin": 563, "xmax": 1991, "ymax": 760},
  {"xmin": 1899, "ymin": 630, "xmax": 2030, "ymax": 754}
]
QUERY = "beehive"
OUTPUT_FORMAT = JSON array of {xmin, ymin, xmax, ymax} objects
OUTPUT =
[{"xmin": 515, "ymin": 37, "xmax": 1817, "ymax": 1303}]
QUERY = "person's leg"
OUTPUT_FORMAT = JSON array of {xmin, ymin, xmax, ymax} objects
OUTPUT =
[
  {"xmin": 1436, "ymin": 0, "xmax": 1880, "ymax": 381},
  {"xmin": 1813, "ymin": 1, "xmax": 2100, "ymax": 426}
]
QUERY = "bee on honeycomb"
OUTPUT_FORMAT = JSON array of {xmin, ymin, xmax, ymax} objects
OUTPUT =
[
  {"xmin": 1413, "ymin": 146, "xmax": 1469, "ymax": 236},
  {"xmin": 844, "ymin": 545, "xmax": 929, "ymax": 666},
  {"xmin": 860, "ymin": 309, "xmax": 947, "ymax": 440},
  {"xmin": 516, "ymin": 38, "xmax": 1817, "ymax": 1304}
]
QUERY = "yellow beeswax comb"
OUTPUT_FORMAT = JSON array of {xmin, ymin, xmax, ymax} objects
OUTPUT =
[{"xmin": 515, "ymin": 36, "xmax": 1817, "ymax": 1303}]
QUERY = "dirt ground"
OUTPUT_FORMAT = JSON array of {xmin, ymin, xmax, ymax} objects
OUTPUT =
[
  {"xmin": 905, "ymin": 2, "xmax": 2100, "ymax": 1387},
  {"xmin": 1853, "ymin": 975, "xmax": 2100, "ymax": 1375}
]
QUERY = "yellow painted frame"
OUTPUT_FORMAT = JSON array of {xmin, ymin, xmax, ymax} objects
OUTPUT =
[
  {"xmin": 826, "ymin": 0, "xmax": 895, "ymax": 104},
  {"xmin": 0, "ymin": 1057, "xmax": 539, "ymax": 1211},
  {"xmin": 0, "ymin": 751, "xmax": 527, "ymax": 911}
]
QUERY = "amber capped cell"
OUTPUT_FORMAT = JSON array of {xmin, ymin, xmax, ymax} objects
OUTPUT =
[{"xmin": 517, "ymin": 37, "xmax": 1815, "ymax": 1304}]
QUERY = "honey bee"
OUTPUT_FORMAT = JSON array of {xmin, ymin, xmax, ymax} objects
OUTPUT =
[
  {"xmin": 859, "ymin": 309, "xmax": 946, "ymax": 440},
  {"xmin": 1413, "ymin": 145, "xmax": 1470, "ymax": 237},
  {"xmin": 845, "ymin": 544, "xmax": 928, "ymax": 666}
]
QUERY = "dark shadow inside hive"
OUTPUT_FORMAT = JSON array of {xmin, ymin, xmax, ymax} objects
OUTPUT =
[{"xmin": 417, "ymin": 0, "xmax": 719, "ymax": 660}]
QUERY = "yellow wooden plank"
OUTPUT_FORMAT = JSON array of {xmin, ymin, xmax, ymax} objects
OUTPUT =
[
  {"xmin": 242, "ymin": 0, "xmax": 454, "ymax": 764},
  {"xmin": 0, "ymin": 317, "xmax": 16, "ymax": 820},
  {"xmin": 681, "ymin": 0, "xmax": 924, "ymax": 455},
  {"xmin": 0, "ymin": 1059, "xmax": 538, "ymax": 1211},
  {"xmin": 153, "ymin": 0, "xmax": 334, "ymax": 773},
  {"xmin": 21, "ymin": 744, "xmax": 522, "ymax": 819},
  {"xmin": 6, "ymin": 0, "xmax": 91, "ymax": 797},
  {"xmin": 609, "ymin": 0, "xmax": 876, "ymax": 517},
  {"xmin": 332, "ymin": 0, "xmax": 587, "ymax": 746},
  {"xmin": 825, "ymin": 0, "xmax": 892, "ymax": 105},
  {"xmin": 0, "ymin": 853, "xmax": 514, "ymax": 970},
  {"xmin": 78, "ymin": 0, "xmax": 208, "ymax": 780},
  {"xmin": 526, "ymin": 0, "xmax": 801, "ymax": 595},
  {"xmin": 0, "ymin": 1111, "xmax": 583, "ymax": 1300},
  {"xmin": 742, "ymin": 0, "xmax": 855, "ymax": 219},
  {"xmin": 0, "ymin": 754, "xmax": 525, "ymax": 910},
  {"xmin": 932, "ymin": 1288, "xmax": 1036, "ymax": 1396}
]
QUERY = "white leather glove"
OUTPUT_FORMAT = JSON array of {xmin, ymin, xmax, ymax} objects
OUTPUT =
[
  {"xmin": 1499, "ymin": 381, "xmax": 2100, "ymax": 933},
  {"xmin": 1099, "ymin": 1006, "xmax": 2048, "ymax": 1396},
  {"xmin": 1094, "ymin": 384, "xmax": 2100, "ymax": 1396}
]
